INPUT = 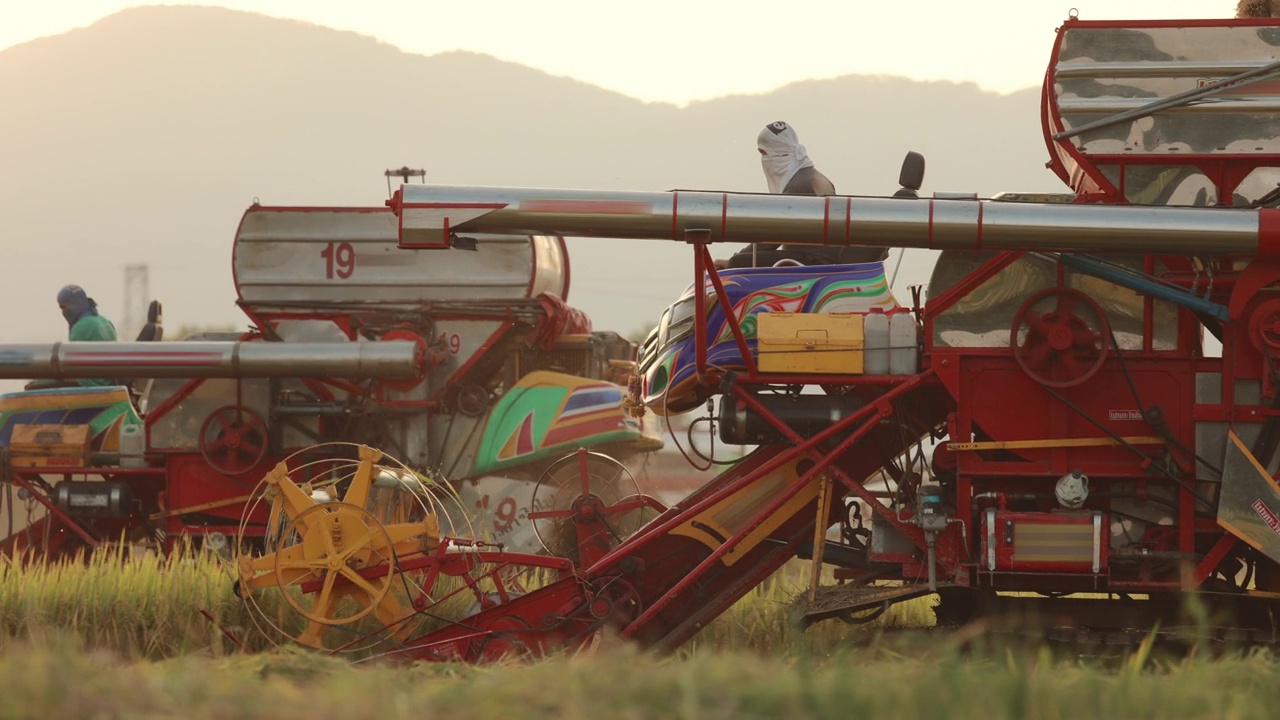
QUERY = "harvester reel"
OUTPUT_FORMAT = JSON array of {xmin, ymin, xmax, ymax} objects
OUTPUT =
[
  {"xmin": 272, "ymin": 502, "xmax": 397, "ymax": 628},
  {"xmin": 529, "ymin": 451, "xmax": 650, "ymax": 563},
  {"xmin": 200, "ymin": 404, "xmax": 268, "ymax": 476},
  {"xmin": 236, "ymin": 445, "xmax": 444, "ymax": 651},
  {"xmin": 1011, "ymin": 287, "xmax": 1110, "ymax": 388}
]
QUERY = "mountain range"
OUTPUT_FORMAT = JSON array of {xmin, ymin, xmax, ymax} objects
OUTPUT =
[{"xmin": 0, "ymin": 5, "xmax": 1066, "ymax": 348}]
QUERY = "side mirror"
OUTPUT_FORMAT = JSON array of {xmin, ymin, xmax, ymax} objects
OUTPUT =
[{"xmin": 898, "ymin": 151, "xmax": 925, "ymax": 193}]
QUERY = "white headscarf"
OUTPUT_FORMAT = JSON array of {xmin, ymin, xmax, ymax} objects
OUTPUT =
[{"xmin": 758, "ymin": 121, "xmax": 814, "ymax": 194}]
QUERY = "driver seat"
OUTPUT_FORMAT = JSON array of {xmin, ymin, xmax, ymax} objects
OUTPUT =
[
  {"xmin": 135, "ymin": 301, "xmax": 163, "ymax": 342},
  {"xmin": 128, "ymin": 301, "xmax": 163, "ymax": 413}
]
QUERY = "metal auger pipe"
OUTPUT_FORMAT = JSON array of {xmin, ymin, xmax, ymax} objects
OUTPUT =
[
  {"xmin": 0, "ymin": 341, "xmax": 423, "ymax": 380},
  {"xmin": 394, "ymin": 184, "xmax": 1280, "ymax": 258}
]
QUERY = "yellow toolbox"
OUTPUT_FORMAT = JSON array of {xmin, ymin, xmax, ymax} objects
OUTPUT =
[
  {"xmin": 756, "ymin": 312, "xmax": 864, "ymax": 374},
  {"xmin": 9, "ymin": 424, "xmax": 92, "ymax": 468}
]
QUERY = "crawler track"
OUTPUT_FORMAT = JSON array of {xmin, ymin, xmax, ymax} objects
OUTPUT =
[{"xmin": 796, "ymin": 584, "xmax": 1280, "ymax": 655}]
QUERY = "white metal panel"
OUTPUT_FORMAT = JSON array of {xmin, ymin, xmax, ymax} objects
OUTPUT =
[
  {"xmin": 233, "ymin": 207, "xmax": 569, "ymax": 310},
  {"xmin": 1053, "ymin": 24, "xmax": 1280, "ymax": 158}
]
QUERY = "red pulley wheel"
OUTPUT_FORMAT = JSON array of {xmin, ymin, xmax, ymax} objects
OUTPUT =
[
  {"xmin": 1010, "ymin": 287, "xmax": 1110, "ymax": 389},
  {"xmin": 199, "ymin": 404, "xmax": 269, "ymax": 476}
]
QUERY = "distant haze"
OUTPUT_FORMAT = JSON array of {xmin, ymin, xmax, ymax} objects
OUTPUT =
[{"xmin": 0, "ymin": 5, "xmax": 1066, "ymax": 348}]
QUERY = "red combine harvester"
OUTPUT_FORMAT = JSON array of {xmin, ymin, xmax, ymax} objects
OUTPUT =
[
  {"xmin": 0, "ymin": 199, "xmax": 662, "ymax": 559},
  {"xmin": 229, "ymin": 16, "xmax": 1280, "ymax": 659},
  {"xmin": 17, "ymin": 15, "xmax": 1280, "ymax": 658}
]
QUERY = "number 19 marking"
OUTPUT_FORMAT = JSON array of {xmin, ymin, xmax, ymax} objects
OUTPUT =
[
  {"xmin": 439, "ymin": 332, "xmax": 461, "ymax": 355},
  {"xmin": 321, "ymin": 242, "xmax": 356, "ymax": 279}
]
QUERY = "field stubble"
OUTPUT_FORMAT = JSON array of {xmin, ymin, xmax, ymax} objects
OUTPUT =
[{"xmin": 0, "ymin": 551, "xmax": 1277, "ymax": 719}]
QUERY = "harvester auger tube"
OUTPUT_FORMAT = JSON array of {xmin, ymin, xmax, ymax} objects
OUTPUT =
[
  {"xmin": 0, "ymin": 340, "xmax": 424, "ymax": 379},
  {"xmin": 393, "ymin": 184, "xmax": 1280, "ymax": 259}
]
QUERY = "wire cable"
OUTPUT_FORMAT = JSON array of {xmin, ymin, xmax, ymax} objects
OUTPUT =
[
  {"xmin": 1107, "ymin": 329, "xmax": 1223, "ymax": 478},
  {"xmin": 1036, "ymin": 381, "xmax": 1212, "ymax": 506}
]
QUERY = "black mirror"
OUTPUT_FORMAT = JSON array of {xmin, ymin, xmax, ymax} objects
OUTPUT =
[{"xmin": 898, "ymin": 151, "xmax": 925, "ymax": 192}]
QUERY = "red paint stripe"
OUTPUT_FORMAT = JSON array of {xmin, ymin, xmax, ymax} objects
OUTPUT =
[
  {"xmin": 1260, "ymin": 208, "xmax": 1280, "ymax": 259},
  {"xmin": 927, "ymin": 199, "xmax": 935, "ymax": 249},
  {"xmin": 822, "ymin": 197, "xmax": 831, "ymax": 245},
  {"xmin": 519, "ymin": 199, "xmax": 651, "ymax": 214},
  {"xmin": 65, "ymin": 359, "xmax": 222, "ymax": 366},
  {"xmin": 976, "ymin": 200, "xmax": 984, "ymax": 251},
  {"xmin": 844, "ymin": 197, "xmax": 852, "ymax": 246},
  {"xmin": 543, "ymin": 416, "xmax": 625, "ymax": 446},
  {"xmin": 1067, "ymin": 18, "xmax": 1280, "ymax": 29},
  {"xmin": 672, "ymin": 191, "xmax": 680, "ymax": 240},
  {"xmin": 398, "ymin": 202, "xmax": 506, "ymax": 209},
  {"xmin": 65, "ymin": 352, "xmax": 223, "ymax": 361},
  {"xmin": 255, "ymin": 206, "xmax": 388, "ymax": 214},
  {"xmin": 64, "ymin": 358, "xmax": 224, "ymax": 367}
]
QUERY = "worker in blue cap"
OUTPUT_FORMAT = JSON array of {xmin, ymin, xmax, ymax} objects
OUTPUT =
[
  {"xmin": 58, "ymin": 285, "xmax": 116, "ymax": 343},
  {"xmin": 26, "ymin": 285, "xmax": 118, "ymax": 389}
]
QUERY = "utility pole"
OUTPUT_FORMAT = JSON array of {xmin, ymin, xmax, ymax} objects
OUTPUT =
[{"xmin": 122, "ymin": 263, "xmax": 149, "ymax": 342}]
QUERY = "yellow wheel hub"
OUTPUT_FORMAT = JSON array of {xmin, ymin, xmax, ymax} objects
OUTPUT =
[{"xmin": 237, "ymin": 445, "xmax": 441, "ymax": 649}]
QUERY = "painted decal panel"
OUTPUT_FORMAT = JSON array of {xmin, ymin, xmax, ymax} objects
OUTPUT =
[
  {"xmin": 0, "ymin": 386, "xmax": 141, "ymax": 453},
  {"xmin": 669, "ymin": 456, "xmax": 815, "ymax": 566},
  {"xmin": 472, "ymin": 371, "xmax": 661, "ymax": 477},
  {"xmin": 640, "ymin": 262, "xmax": 897, "ymax": 415}
]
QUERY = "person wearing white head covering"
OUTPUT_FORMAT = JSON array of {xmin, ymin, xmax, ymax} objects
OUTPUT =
[
  {"xmin": 757, "ymin": 121, "xmax": 836, "ymax": 196},
  {"xmin": 723, "ymin": 122, "xmax": 885, "ymax": 268}
]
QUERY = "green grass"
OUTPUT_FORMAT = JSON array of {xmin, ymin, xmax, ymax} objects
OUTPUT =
[
  {"xmin": 0, "ymin": 551, "xmax": 926, "ymax": 659},
  {"xmin": 3, "ymin": 552, "xmax": 1280, "ymax": 718},
  {"xmin": 691, "ymin": 563, "xmax": 935, "ymax": 654},
  {"xmin": 0, "ymin": 546, "xmax": 253, "ymax": 658},
  {"xmin": 5, "ymin": 634, "xmax": 1280, "ymax": 719},
  {"xmin": 0, "ymin": 545, "xmax": 516, "ymax": 659}
]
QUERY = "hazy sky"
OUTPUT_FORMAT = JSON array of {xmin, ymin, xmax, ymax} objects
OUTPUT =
[{"xmin": 1, "ymin": 1, "xmax": 1240, "ymax": 105}]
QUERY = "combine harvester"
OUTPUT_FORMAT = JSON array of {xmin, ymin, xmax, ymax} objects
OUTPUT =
[
  {"xmin": 15, "ymin": 14, "xmax": 1280, "ymax": 656},
  {"xmin": 220, "ymin": 14, "xmax": 1280, "ymax": 657},
  {"xmin": 0, "ymin": 185, "xmax": 661, "ymax": 559}
]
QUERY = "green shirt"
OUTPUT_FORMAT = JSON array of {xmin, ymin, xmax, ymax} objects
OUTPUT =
[
  {"xmin": 70, "ymin": 315, "xmax": 118, "ymax": 386},
  {"xmin": 70, "ymin": 315, "xmax": 117, "ymax": 342}
]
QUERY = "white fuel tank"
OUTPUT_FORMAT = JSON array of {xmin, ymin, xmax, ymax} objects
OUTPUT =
[{"xmin": 232, "ymin": 206, "xmax": 569, "ymax": 315}]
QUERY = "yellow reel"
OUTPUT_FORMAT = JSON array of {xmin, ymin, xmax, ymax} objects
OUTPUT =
[{"xmin": 236, "ymin": 445, "xmax": 444, "ymax": 651}]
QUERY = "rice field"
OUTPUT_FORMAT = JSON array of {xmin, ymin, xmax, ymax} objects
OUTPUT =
[{"xmin": 2, "ymin": 550, "xmax": 1279, "ymax": 719}]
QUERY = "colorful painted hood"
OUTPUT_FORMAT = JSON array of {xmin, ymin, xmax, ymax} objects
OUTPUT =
[
  {"xmin": 638, "ymin": 262, "xmax": 898, "ymax": 415},
  {"xmin": 473, "ymin": 371, "xmax": 662, "ymax": 477},
  {"xmin": 0, "ymin": 386, "xmax": 142, "ymax": 453}
]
